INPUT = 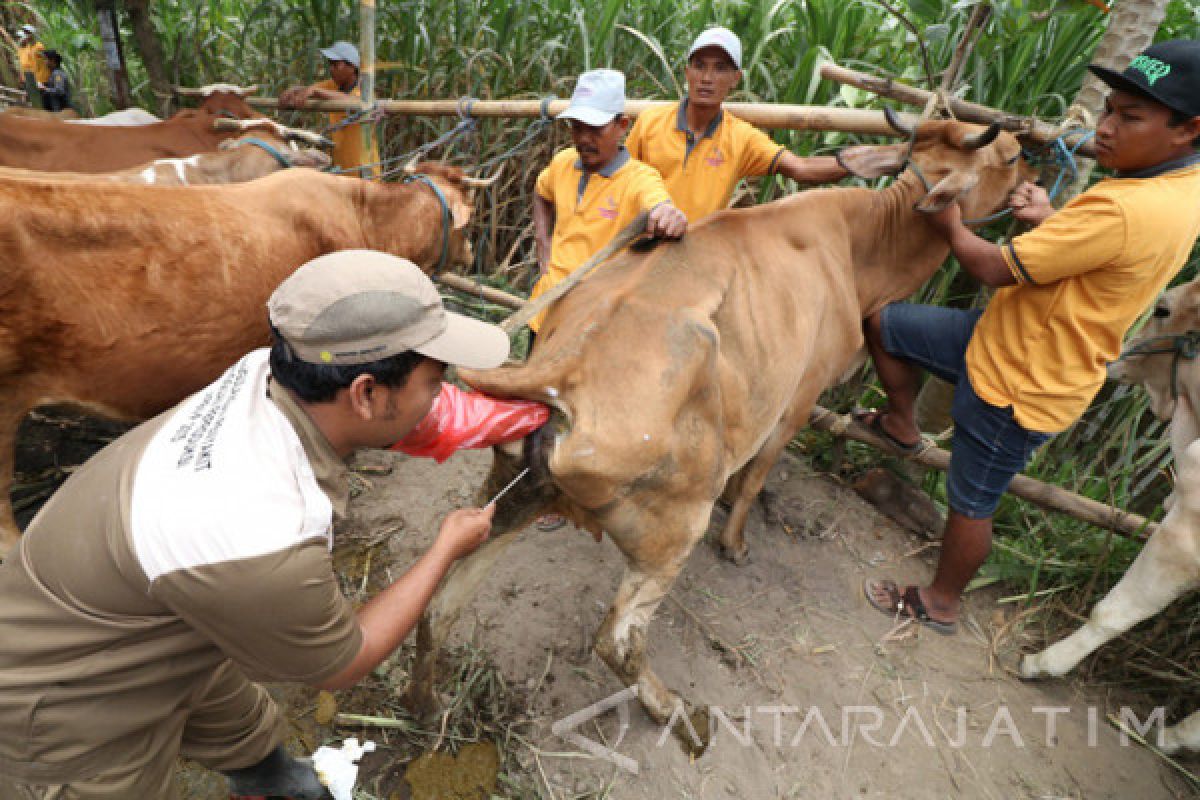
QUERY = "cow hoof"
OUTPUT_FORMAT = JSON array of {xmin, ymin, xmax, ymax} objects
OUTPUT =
[
  {"xmin": 1016, "ymin": 654, "xmax": 1044, "ymax": 681},
  {"xmin": 718, "ymin": 542, "xmax": 750, "ymax": 566},
  {"xmin": 671, "ymin": 705, "xmax": 712, "ymax": 758},
  {"xmin": 401, "ymin": 680, "xmax": 442, "ymax": 719}
]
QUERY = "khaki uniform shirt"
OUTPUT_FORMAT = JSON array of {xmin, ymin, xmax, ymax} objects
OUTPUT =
[{"xmin": 0, "ymin": 350, "xmax": 361, "ymax": 782}]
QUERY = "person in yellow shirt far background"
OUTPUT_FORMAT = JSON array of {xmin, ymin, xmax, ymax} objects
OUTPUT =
[
  {"xmin": 626, "ymin": 26, "xmax": 849, "ymax": 223},
  {"xmin": 861, "ymin": 39, "xmax": 1200, "ymax": 635},
  {"xmin": 279, "ymin": 40, "xmax": 380, "ymax": 178},
  {"xmin": 15, "ymin": 24, "xmax": 50, "ymax": 109}
]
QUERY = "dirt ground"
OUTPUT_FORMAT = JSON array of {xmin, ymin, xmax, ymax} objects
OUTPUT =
[{"xmin": 14, "ymin": 414, "xmax": 1199, "ymax": 799}]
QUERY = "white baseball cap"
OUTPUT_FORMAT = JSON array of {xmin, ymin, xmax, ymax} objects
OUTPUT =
[
  {"xmin": 558, "ymin": 69, "xmax": 625, "ymax": 127},
  {"xmin": 319, "ymin": 41, "xmax": 360, "ymax": 69},
  {"xmin": 688, "ymin": 27, "xmax": 742, "ymax": 70}
]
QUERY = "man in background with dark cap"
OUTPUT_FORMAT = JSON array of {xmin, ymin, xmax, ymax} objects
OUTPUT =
[
  {"xmin": 0, "ymin": 250, "xmax": 509, "ymax": 798},
  {"xmin": 280, "ymin": 41, "xmax": 381, "ymax": 178},
  {"xmin": 862, "ymin": 39, "xmax": 1200, "ymax": 634}
]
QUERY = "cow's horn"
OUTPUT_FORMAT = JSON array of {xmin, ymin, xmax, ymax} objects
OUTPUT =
[
  {"xmin": 460, "ymin": 165, "xmax": 504, "ymax": 189},
  {"xmin": 961, "ymin": 122, "xmax": 1002, "ymax": 150},
  {"xmin": 211, "ymin": 117, "xmax": 248, "ymax": 132},
  {"xmin": 282, "ymin": 126, "xmax": 335, "ymax": 149},
  {"xmin": 884, "ymin": 106, "xmax": 915, "ymax": 137}
]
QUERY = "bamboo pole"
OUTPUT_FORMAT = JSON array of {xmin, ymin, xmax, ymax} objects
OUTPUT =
[
  {"xmin": 358, "ymin": 0, "xmax": 377, "ymax": 179},
  {"xmin": 808, "ymin": 406, "xmax": 1153, "ymax": 541},
  {"xmin": 237, "ymin": 95, "xmax": 919, "ymax": 137},
  {"xmin": 818, "ymin": 61, "xmax": 1096, "ymax": 155},
  {"xmin": 429, "ymin": 271, "xmax": 1155, "ymax": 541},
  {"xmin": 437, "ymin": 273, "xmax": 526, "ymax": 309}
]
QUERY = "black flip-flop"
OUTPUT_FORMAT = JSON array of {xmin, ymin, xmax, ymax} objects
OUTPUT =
[
  {"xmin": 863, "ymin": 578, "xmax": 957, "ymax": 635},
  {"xmin": 852, "ymin": 409, "xmax": 930, "ymax": 457}
]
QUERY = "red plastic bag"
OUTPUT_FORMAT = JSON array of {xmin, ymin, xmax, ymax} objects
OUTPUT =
[{"xmin": 391, "ymin": 383, "xmax": 550, "ymax": 462}]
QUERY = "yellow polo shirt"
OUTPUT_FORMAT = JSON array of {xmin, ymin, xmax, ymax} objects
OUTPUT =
[
  {"xmin": 968, "ymin": 158, "xmax": 1200, "ymax": 432},
  {"xmin": 626, "ymin": 100, "xmax": 784, "ymax": 222},
  {"xmin": 316, "ymin": 79, "xmax": 380, "ymax": 179},
  {"xmin": 18, "ymin": 42, "xmax": 49, "ymax": 84},
  {"xmin": 530, "ymin": 146, "xmax": 671, "ymax": 332}
]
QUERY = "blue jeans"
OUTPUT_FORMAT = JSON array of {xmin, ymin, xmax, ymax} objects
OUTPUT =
[{"xmin": 879, "ymin": 304, "xmax": 1051, "ymax": 519}]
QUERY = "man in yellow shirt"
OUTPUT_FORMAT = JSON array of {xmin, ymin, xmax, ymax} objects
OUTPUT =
[
  {"xmin": 15, "ymin": 24, "xmax": 49, "ymax": 108},
  {"xmin": 531, "ymin": 68, "xmax": 687, "ymax": 336},
  {"xmin": 279, "ymin": 41, "xmax": 380, "ymax": 178},
  {"xmin": 862, "ymin": 39, "xmax": 1200, "ymax": 634},
  {"xmin": 626, "ymin": 27, "xmax": 848, "ymax": 223}
]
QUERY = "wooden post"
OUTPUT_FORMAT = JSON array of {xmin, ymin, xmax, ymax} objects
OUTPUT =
[
  {"xmin": 359, "ymin": 0, "xmax": 377, "ymax": 179},
  {"xmin": 95, "ymin": 0, "xmax": 132, "ymax": 109}
]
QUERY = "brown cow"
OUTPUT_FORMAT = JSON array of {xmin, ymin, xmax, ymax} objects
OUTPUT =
[
  {"xmin": 0, "ymin": 163, "xmax": 487, "ymax": 554},
  {"xmin": 405, "ymin": 119, "xmax": 1032, "ymax": 739},
  {"xmin": 0, "ymin": 85, "xmax": 261, "ymax": 172},
  {"xmin": 0, "ymin": 107, "xmax": 80, "ymax": 121},
  {"xmin": 0, "ymin": 128, "xmax": 330, "ymax": 186},
  {"xmin": 1020, "ymin": 279, "xmax": 1200, "ymax": 754}
]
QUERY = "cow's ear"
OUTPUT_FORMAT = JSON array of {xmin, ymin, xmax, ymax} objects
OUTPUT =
[
  {"xmin": 450, "ymin": 199, "xmax": 473, "ymax": 230},
  {"xmin": 914, "ymin": 171, "xmax": 979, "ymax": 213},
  {"xmin": 836, "ymin": 144, "xmax": 907, "ymax": 179}
]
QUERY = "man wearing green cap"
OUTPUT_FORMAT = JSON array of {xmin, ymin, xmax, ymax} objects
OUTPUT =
[
  {"xmin": 862, "ymin": 39, "xmax": 1200, "ymax": 635},
  {"xmin": 0, "ymin": 250, "xmax": 510, "ymax": 798}
]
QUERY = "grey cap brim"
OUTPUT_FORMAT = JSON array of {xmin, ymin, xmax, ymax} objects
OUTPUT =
[
  {"xmin": 558, "ymin": 105, "xmax": 618, "ymax": 127},
  {"xmin": 413, "ymin": 310, "xmax": 510, "ymax": 370}
]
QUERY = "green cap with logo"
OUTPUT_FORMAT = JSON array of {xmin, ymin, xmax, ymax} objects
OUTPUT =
[{"xmin": 1089, "ymin": 39, "xmax": 1200, "ymax": 118}]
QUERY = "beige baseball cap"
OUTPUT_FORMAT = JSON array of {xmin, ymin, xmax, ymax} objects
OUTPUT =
[{"xmin": 268, "ymin": 250, "xmax": 509, "ymax": 369}]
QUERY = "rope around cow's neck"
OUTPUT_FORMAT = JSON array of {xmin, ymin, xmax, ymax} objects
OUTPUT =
[
  {"xmin": 234, "ymin": 136, "xmax": 293, "ymax": 168},
  {"xmin": 1117, "ymin": 329, "xmax": 1200, "ymax": 401},
  {"xmin": 403, "ymin": 173, "xmax": 452, "ymax": 274}
]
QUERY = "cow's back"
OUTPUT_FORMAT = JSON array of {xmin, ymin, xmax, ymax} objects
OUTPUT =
[{"xmin": 0, "ymin": 111, "xmax": 232, "ymax": 172}]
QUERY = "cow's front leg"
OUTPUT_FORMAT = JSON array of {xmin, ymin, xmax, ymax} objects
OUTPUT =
[
  {"xmin": 1163, "ymin": 709, "xmax": 1200, "ymax": 754},
  {"xmin": 593, "ymin": 555, "xmax": 711, "ymax": 754},
  {"xmin": 1020, "ymin": 511, "xmax": 1200, "ymax": 680}
]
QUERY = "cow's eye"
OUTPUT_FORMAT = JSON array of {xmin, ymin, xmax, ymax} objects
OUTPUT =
[{"xmin": 1153, "ymin": 306, "xmax": 1170, "ymax": 318}]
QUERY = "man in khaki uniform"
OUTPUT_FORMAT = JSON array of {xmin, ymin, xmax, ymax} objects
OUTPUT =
[{"xmin": 0, "ymin": 250, "xmax": 510, "ymax": 798}]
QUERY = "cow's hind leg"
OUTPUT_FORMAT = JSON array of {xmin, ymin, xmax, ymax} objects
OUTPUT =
[
  {"xmin": 595, "ymin": 511, "xmax": 713, "ymax": 753},
  {"xmin": 718, "ymin": 393, "xmax": 819, "ymax": 565},
  {"xmin": 1020, "ymin": 510, "xmax": 1200, "ymax": 680},
  {"xmin": 1163, "ymin": 709, "xmax": 1200, "ymax": 754}
]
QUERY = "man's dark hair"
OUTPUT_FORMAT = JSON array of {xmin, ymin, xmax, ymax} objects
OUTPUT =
[
  {"xmin": 1168, "ymin": 109, "xmax": 1200, "ymax": 148},
  {"xmin": 268, "ymin": 334, "xmax": 426, "ymax": 403}
]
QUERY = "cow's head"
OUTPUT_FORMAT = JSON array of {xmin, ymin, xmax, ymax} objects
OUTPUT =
[
  {"xmin": 192, "ymin": 83, "xmax": 263, "ymax": 120},
  {"xmin": 839, "ymin": 111, "xmax": 1033, "ymax": 220},
  {"xmin": 372, "ymin": 161, "xmax": 503, "ymax": 271},
  {"xmin": 1110, "ymin": 281, "xmax": 1200, "ymax": 421}
]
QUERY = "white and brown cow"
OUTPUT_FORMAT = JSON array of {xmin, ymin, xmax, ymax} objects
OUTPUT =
[
  {"xmin": 1020, "ymin": 280, "xmax": 1200, "ymax": 754},
  {"xmin": 405, "ymin": 117, "xmax": 1034, "ymax": 739}
]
